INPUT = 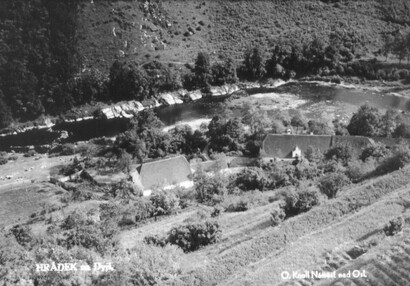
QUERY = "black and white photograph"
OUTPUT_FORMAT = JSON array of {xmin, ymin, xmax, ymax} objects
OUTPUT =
[{"xmin": 1, "ymin": 0, "xmax": 410, "ymax": 285}]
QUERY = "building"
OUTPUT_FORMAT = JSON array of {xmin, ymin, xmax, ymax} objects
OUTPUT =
[
  {"xmin": 262, "ymin": 134, "xmax": 332, "ymax": 158},
  {"xmin": 261, "ymin": 134, "xmax": 375, "ymax": 159},
  {"xmin": 131, "ymin": 156, "xmax": 192, "ymax": 192}
]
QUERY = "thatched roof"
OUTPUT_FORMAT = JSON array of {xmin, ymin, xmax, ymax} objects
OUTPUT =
[
  {"xmin": 331, "ymin": 136, "xmax": 373, "ymax": 157},
  {"xmin": 133, "ymin": 156, "xmax": 192, "ymax": 190},
  {"xmin": 371, "ymin": 137, "xmax": 410, "ymax": 147},
  {"xmin": 262, "ymin": 134, "xmax": 332, "ymax": 158}
]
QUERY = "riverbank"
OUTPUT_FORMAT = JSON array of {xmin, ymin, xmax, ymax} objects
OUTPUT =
[{"xmin": 1, "ymin": 78, "xmax": 409, "ymax": 152}]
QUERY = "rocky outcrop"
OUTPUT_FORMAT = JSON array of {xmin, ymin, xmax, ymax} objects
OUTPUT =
[
  {"xmin": 101, "ymin": 100, "xmax": 145, "ymax": 119},
  {"xmin": 209, "ymin": 84, "xmax": 240, "ymax": 98}
]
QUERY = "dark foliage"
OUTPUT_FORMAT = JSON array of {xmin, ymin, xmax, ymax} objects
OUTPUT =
[
  {"xmin": 324, "ymin": 144, "xmax": 353, "ymax": 165},
  {"xmin": 376, "ymin": 145, "xmax": 410, "ymax": 175},
  {"xmin": 279, "ymin": 187, "xmax": 321, "ymax": 217},
  {"xmin": 383, "ymin": 217, "xmax": 404, "ymax": 236},
  {"xmin": 233, "ymin": 167, "xmax": 266, "ymax": 191},
  {"xmin": 347, "ymin": 104, "xmax": 381, "ymax": 136},
  {"xmin": 318, "ymin": 172, "xmax": 350, "ymax": 198},
  {"xmin": 167, "ymin": 220, "xmax": 221, "ymax": 252}
]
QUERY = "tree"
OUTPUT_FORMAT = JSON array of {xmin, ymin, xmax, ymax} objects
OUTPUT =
[
  {"xmin": 194, "ymin": 51, "xmax": 212, "ymax": 88},
  {"xmin": 290, "ymin": 115, "xmax": 306, "ymax": 134},
  {"xmin": 211, "ymin": 56, "xmax": 238, "ymax": 86},
  {"xmin": 242, "ymin": 45, "xmax": 266, "ymax": 80},
  {"xmin": 143, "ymin": 61, "xmax": 182, "ymax": 93},
  {"xmin": 305, "ymin": 145, "xmax": 323, "ymax": 163},
  {"xmin": 318, "ymin": 172, "xmax": 350, "ymax": 199},
  {"xmin": 347, "ymin": 104, "xmax": 381, "ymax": 136},
  {"xmin": 324, "ymin": 144, "xmax": 353, "ymax": 166},
  {"xmin": 108, "ymin": 61, "xmax": 149, "ymax": 102},
  {"xmin": 393, "ymin": 123, "xmax": 410, "ymax": 138},
  {"xmin": 392, "ymin": 33, "xmax": 409, "ymax": 64},
  {"xmin": 380, "ymin": 109, "xmax": 402, "ymax": 137},
  {"xmin": 277, "ymin": 187, "xmax": 321, "ymax": 217},
  {"xmin": 0, "ymin": 91, "xmax": 12, "ymax": 128},
  {"xmin": 307, "ymin": 120, "xmax": 330, "ymax": 135},
  {"xmin": 381, "ymin": 33, "xmax": 395, "ymax": 61},
  {"xmin": 234, "ymin": 167, "xmax": 266, "ymax": 191},
  {"xmin": 360, "ymin": 142, "xmax": 390, "ymax": 162},
  {"xmin": 194, "ymin": 169, "xmax": 227, "ymax": 205}
]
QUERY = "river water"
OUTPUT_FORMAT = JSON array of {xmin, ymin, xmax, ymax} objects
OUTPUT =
[{"xmin": 1, "ymin": 81, "xmax": 409, "ymax": 151}]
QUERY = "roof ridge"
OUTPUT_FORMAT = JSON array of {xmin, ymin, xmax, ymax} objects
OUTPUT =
[{"xmin": 142, "ymin": 155, "xmax": 187, "ymax": 166}]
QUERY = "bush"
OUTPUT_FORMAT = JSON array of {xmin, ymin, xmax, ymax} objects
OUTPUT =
[
  {"xmin": 23, "ymin": 150, "xmax": 36, "ymax": 157},
  {"xmin": 144, "ymin": 235, "xmax": 167, "ymax": 247},
  {"xmin": 9, "ymin": 225, "xmax": 34, "ymax": 247},
  {"xmin": 0, "ymin": 156, "xmax": 7, "ymax": 165},
  {"xmin": 376, "ymin": 145, "xmax": 410, "ymax": 175},
  {"xmin": 345, "ymin": 159, "xmax": 376, "ymax": 182},
  {"xmin": 167, "ymin": 220, "xmax": 221, "ymax": 252},
  {"xmin": 360, "ymin": 143, "xmax": 390, "ymax": 161},
  {"xmin": 233, "ymin": 167, "xmax": 266, "ymax": 191},
  {"xmin": 109, "ymin": 179, "xmax": 142, "ymax": 200},
  {"xmin": 383, "ymin": 217, "xmax": 404, "ymax": 236},
  {"xmin": 271, "ymin": 206, "xmax": 286, "ymax": 226},
  {"xmin": 277, "ymin": 187, "xmax": 321, "ymax": 217},
  {"xmin": 225, "ymin": 199, "xmax": 250, "ymax": 212},
  {"xmin": 324, "ymin": 144, "xmax": 353, "ymax": 165},
  {"xmin": 318, "ymin": 172, "xmax": 350, "ymax": 199},
  {"xmin": 194, "ymin": 170, "xmax": 227, "ymax": 206},
  {"xmin": 211, "ymin": 206, "xmax": 223, "ymax": 217},
  {"xmin": 150, "ymin": 190, "xmax": 181, "ymax": 216}
]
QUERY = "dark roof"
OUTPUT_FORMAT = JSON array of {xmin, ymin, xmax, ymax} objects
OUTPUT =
[
  {"xmin": 331, "ymin": 136, "xmax": 373, "ymax": 156},
  {"xmin": 191, "ymin": 160, "xmax": 228, "ymax": 173},
  {"xmin": 262, "ymin": 134, "xmax": 332, "ymax": 158},
  {"xmin": 371, "ymin": 137, "xmax": 410, "ymax": 147},
  {"xmin": 137, "ymin": 156, "xmax": 192, "ymax": 189}
]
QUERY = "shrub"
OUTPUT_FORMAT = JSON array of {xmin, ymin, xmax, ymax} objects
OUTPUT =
[
  {"xmin": 376, "ymin": 145, "xmax": 410, "ymax": 175},
  {"xmin": 194, "ymin": 170, "xmax": 227, "ymax": 206},
  {"xmin": 9, "ymin": 225, "xmax": 34, "ymax": 247},
  {"xmin": 110, "ymin": 179, "xmax": 142, "ymax": 199},
  {"xmin": 318, "ymin": 172, "xmax": 350, "ymax": 199},
  {"xmin": 23, "ymin": 150, "xmax": 36, "ymax": 157},
  {"xmin": 271, "ymin": 206, "xmax": 286, "ymax": 226},
  {"xmin": 345, "ymin": 159, "xmax": 376, "ymax": 182},
  {"xmin": 150, "ymin": 190, "xmax": 181, "ymax": 216},
  {"xmin": 277, "ymin": 187, "xmax": 321, "ymax": 217},
  {"xmin": 8, "ymin": 154, "xmax": 18, "ymax": 161},
  {"xmin": 324, "ymin": 144, "xmax": 353, "ymax": 165},
  {"xmin": 225, "ymin": 199, "xmax": 250, "ymax": 212},
  {"xmin": 360, "ymin": 143, "xmax": 390, "ymax": 161},
  {"xmin": 211, "ymin": 206, "xmax": 223, "ymax": 217},
  {"xmin": 233, "ymin": 167, "xmax": 266, "ymax": 191},
  {"xmin": 133, "ymin": 198, "xmax": 155, "ymax": 222},
  {"xmin": 383, "ymin": 217, "xmax": 404, "ymax": 236},
  {"xmin": 144, "ymin": 235, "xmax": 167, "ymax": 247},
  {"xmin": 61, "ymin": 143, "xmax": 76, "ymax": 155},
  {"xmin": 167, "ymin": 220, "xmax": 221, "ymax": 252},
  {"xmin": 0, "ymin": 156, "xmax": 7, "ymax": 165}
]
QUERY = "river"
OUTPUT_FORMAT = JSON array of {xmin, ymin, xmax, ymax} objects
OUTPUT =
[{"xmin": 1, "ymin": 81, "xmax": 409, "ymax": 151}]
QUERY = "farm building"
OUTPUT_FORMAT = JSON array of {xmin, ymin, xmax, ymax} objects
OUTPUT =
[
  {"xmin": 131, "ymin": 156, "xmax": 192, "ymax": 191},
  {"xmin": 261, "ymin": 134, "xmax": 332, "ymax": 158},
  {"xmin": 261, "ymin": 134, "xmax": 375, "ymax": 159}
]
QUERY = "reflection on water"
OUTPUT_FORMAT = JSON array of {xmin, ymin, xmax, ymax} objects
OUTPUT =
[
  {"xmin": 274, "ymin": 82, "xmax": 410, "ymax": 111},
  {"xmin": 155, "ymin": 102, "xmax": 224, "ymax": 126}
]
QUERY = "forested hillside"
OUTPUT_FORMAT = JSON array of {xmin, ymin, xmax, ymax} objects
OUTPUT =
[{"xmin": 1, "ymin": 0, "xmax": 409, "ymax": 128}]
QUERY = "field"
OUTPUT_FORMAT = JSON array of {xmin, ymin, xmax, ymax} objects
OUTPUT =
[{"xmin": 0, "ymin": 154, "xmax": 73, "ymax": 228}]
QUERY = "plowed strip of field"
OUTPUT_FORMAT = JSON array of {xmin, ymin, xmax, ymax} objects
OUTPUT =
[{"xmin": 184, "ymin": 167, "xmax": 410, "ymax": 286}]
